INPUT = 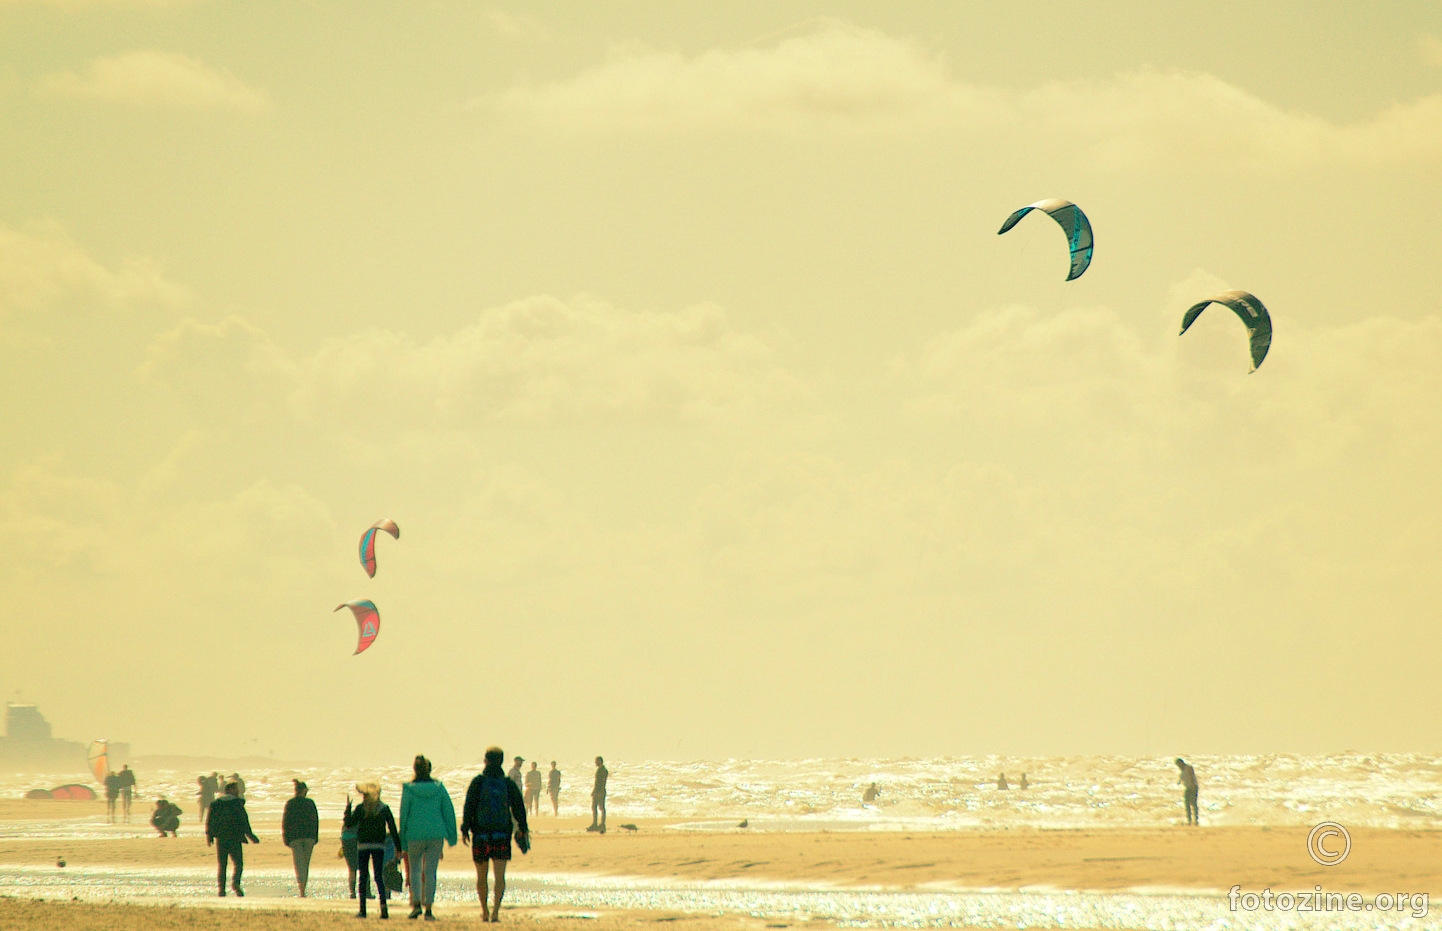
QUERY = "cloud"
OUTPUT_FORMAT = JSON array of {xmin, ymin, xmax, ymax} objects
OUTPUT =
[
  {"xmin": 492, "ymin": 21, "xmax": 960, "ymax": 133},
  {"xmin": 42, "ymin": 50, "xmax": 271, "ymax": 113},
  {"xmin": 481, "ymin": 7, "xmax": 550, "ymax": 42},
  {"xmin": 489, "ymin": 21, "xmax": 1442, "ymax": 167},
  {"xmin": 142, "ymin": 294, "xmax": 810, "ymax": 427},
  {"xmin": 0, "ymin": 220, "xmax": 190, "ymax": 321}
]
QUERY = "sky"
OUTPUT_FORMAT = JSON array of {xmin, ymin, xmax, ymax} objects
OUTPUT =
[{"xmin": 2, "ymin": 1, "xmax": 1442, "ymax": 766}]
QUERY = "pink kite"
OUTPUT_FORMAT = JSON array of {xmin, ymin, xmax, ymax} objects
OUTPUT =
[
  {"xmin": 359, "ymin": 519, "xmax": 400, "ymax": 578},
  {"xmin": 335, "ymin": 599, "xmax": 381, "ymax": 654}
]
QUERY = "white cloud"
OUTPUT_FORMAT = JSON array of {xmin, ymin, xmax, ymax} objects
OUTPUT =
[
  {"xmin": 42, "ymin": 50, "xmax": 271, "ymax": 113},
  {"xmin": 142, "ymin": 294, "xmax": 809, "ymax": 427},
  {"xmin": 0, "ymin": 220, "xmax": 190, "ymax": 321},
  {"xmin": 490, "ymin": 21, "xmax": 1442, "ymax": 166}
]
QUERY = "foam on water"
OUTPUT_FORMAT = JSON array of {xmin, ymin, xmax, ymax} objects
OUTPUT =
[{"xmin": 7, "ymin": 752, "xmax": 1442, "ymax": 832}]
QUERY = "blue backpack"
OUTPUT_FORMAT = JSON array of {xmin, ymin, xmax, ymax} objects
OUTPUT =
[{"xmin": 473, "ymin": 776, "xmax": 512, "ymax": 837}]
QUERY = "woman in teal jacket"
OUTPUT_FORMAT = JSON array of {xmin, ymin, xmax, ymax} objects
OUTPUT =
[{"xmin": 399, "ymin": 755, "xmax": 457, "ymax": 921}]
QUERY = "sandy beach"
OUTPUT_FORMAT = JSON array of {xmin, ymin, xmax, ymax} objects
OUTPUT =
[{"xmin": 2, "ymin": 800, "xmax": 1438, "ymax": 929}]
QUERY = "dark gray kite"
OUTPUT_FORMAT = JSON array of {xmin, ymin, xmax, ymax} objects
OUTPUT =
[
  {"xmin": 997, "ymin": 198, "xmax": 1094, "ymax": 281},
  {"xmin": 1180, "ymin": 290, "xmax": 1272, "ymax": 372}
]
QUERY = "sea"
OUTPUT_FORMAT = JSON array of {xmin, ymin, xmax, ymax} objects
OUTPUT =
[{"xmin": 3, "ymin": 753, "xmax": 1441, "ymax": 930}]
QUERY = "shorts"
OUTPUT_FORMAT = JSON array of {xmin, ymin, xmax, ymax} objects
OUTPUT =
[{"xmin": 470, "ymin": 833, "xmax": 511, "ymax": 862}]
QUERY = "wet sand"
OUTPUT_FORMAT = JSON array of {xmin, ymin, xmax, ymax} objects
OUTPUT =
[{"xmin": 2, "ymin": 801, "xmax": 1438, "ymax": 928}]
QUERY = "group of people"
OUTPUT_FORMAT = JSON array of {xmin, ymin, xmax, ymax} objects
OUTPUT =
[
  {"xmin": 102, "ymin": 764, "xmax": 136, "ymax": 823},
  {"xmin": 198, "ymin": 751, "xmax": 609, "ymax": 921}
]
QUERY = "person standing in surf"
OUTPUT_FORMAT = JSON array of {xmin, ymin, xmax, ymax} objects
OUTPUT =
[
  {"xmin": 547, "ymin": 762, "xmax": 561, "ymax": 816},
  {"xmin": 462, "ymin": 747, "xmax": 529, "ymax": 922},
  {"xmin": 1175, "ymin": 758, "xmax": 1199, "ymax": 825}
]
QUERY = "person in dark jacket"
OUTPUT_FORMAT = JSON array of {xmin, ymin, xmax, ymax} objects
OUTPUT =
[
  {"xmin": 150, "ymin": 798, "xmax": 181, "ymax": 836},
  {"xmin": 346, "ymin": 781, "xmax": 401, "ymax": 919},
  {"xmin": 206, "ymin": 780, "xmax": 260, "ymax": 896},
  {"xmin": 462, "ymin": 746, "xmax": 529, "ymax": 923},
  {"xmin": 282, "ymin": 779, "xmax": 320, "ymax": 897}
]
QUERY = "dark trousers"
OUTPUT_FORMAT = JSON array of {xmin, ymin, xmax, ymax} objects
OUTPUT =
[
  {"xmin": 215, "ymin": 839, "xmax": 244, "ymax": 890},
  {"xmin": 358, "ymin": 847, "xmax": 389, "ymax": 905}
]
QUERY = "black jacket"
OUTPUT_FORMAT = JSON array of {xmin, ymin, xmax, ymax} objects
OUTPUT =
[
  {"xmin": 206, "ymin": 794, "xmax": 257, "ymax": 843},
  {"xmin": 344, "ymin": 800, "xmax": 400, "ymax": 846},
  {"xmin": 283, "ymin": 796, "xmax": 319, "ymax": 845}
]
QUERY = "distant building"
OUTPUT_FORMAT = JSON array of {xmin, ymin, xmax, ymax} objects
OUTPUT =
[{"xmin": 0, "ymin": 704, "xmax": 127, "ymax": 775}]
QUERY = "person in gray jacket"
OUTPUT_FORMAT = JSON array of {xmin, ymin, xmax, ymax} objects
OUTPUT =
[{"xmin": 399, "ymin": 754, "xmax": 458, "ymax": 921}]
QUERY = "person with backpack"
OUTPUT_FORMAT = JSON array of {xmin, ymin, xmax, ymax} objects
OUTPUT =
[{"xmin": 461, "ymin": 747, "xmax": 529, "ymax": 922}]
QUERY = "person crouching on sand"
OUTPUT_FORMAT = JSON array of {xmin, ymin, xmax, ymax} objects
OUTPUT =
[
  {"xmin": 150, "ymin": 798, "xmax": 180, "ymax": 837},
  {"xmin": 462, "ymin": 746, "xmax": 529, "ymax": 922},
  {"xmin": 400, "ymin": 754, "xmax": 457, "ymax": 921},
  {"xmin": 346, "ymin": 781, "xmax": 401, "ymax": 919}
]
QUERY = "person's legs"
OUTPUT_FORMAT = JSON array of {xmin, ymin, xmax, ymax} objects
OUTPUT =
[
  {"xmin": 550, "ymin": 791, "xmax": 558, "ymax": 816},
  {"xmin": 598, "ymin": 794, "xmax": 606, "ymax": 830},
  {"xmin": 344, "ymin": 838, "xmax": 359, "ymax": 897},
  {"xmin": 422, "ymin": 838, "xmax": 443, "ymax": 910},
  {"xmin": 357, "ymin": 848, "xmax": 376, "ymax": 915},
  {"xmin": 215, "ymin": 842, "xmax": 229, "ymax": 894},
  {"xmin": 490, "ymin": 858, "xmax": 509, "ymax": 920},
  {"xmin": 590, "ymin": 796, "xmax": 599, "ymax": 827},
  {"xmin": 230, "ymin": 843, "xmax": 245, "ymax": 894},
  {"xmin": 473, "ymin": 856, "xmax": 491, "ymax": 922},
  {"xmin": 291, "ymin": 838, "xmax": 314, "ymax": 895}
]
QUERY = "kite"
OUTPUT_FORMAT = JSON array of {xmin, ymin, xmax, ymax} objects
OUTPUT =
[
  {"xmin": 1180, "ymin": 290, "xmax": 1273, "ymax": 372},
  {"xmin": 997, "ymin": 199, "xmax": 1094, "ymax": 281},
  {"xmin": 86, "ymin": 740, "xmax": 108, "ymax": 784},
  {"xmin": 335, "ymin": 599, "xmax": 381, "ymax": 655},
  {"xmin": 359, "ymin": 519, "xmax": 400, "ymax": 578}
]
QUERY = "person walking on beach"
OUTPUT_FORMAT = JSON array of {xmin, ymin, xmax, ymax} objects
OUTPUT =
[
  {"xmin": 547, "ymin": 762, "xmax": 561, "ymax": 816},
  {"xmin": 400, "ymin": 754, "xmax": 458, "ymax": 921},
  {"xmin": 341, "ymin": 795, "xmax": 360, "ymax": 899},
  {"xmin": 508, "ymin": 756, "xmax": 524, "ymax": 793},
  {"xmin": 1019, "ymin": 773, "xmax": 1029, "ymax": 790},
  {"xmin": 282, "ymin": 779, "xmax": 319, "ymax": 897},
  {"xmin": 462, "ymin": 747, "xmax": 530, "ymax": 922},
  {"xmin": 1175, "ymin": 758, "xmax": 1199, "ymax": 826},
  {"xmin": 150, "ymin": 798, "xmax": 181, "ymax": 837},
  {"xmin": 104, "ymin": 770, "xmax": 121, "ymax": 822},
  {"xmin": 206, "ymin": 779, "xmax": 259, "ymax": 897},
  {"xmin": 229, "ymin": 772, "xmax": 246, "ymax": 798},
  {"xmin": 996, "ymin": 772, "xmax": 1009, "ymax": 790},
  {"xmin": 346, "ymin": 782, "xmax": 401, "ymax": 919},
  {"xmin": 197, "ymin": 773, "xmax": 217, "ymax": 827},
  {"xmin": 862, "ymin": 783, "xmax": 879, "ymax": 803},
  {"xmin": 588, "ymin": 756, "xmax": 608, "ymax": 833},
  {"xmin": 524, "ymin": 762, "xmax": 541, "ymax": 816},
  {"xmin": 118, "ymin": 764, "xmax": 136, "ymax": 822}
]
